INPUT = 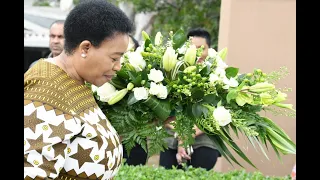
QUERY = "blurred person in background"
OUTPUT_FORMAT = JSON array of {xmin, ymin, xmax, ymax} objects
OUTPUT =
[{"xmin": 29, "ymin": 20, "xmax": 65, "ymax": 68}]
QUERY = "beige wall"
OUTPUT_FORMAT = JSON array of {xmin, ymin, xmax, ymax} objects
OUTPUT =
[{"xmin": 215, "ymin": 0, "xmax": 296, "ymax": 177}]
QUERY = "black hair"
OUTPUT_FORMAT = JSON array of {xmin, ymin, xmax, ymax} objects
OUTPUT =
[
  {"xmin": 63, "ymin": 0, "xmax": 133, "ymax": 55},
  {"xmin": 129, "ymin": 35, "xmax": 140, "ymax": 51},
  {"xmin": 49, "ymin": 20, "xmax": 65, "ymax": 28},
  {"xmin": 187, "ymin": 28, "xmax": 211, "ymax": 47}
]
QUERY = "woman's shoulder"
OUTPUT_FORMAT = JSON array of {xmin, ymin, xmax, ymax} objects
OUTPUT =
[{"xmin": 25, "ymin": 59, "xmax": 60, "ymax": 82}]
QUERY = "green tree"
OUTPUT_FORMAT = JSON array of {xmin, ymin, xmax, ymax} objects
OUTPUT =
[{"xmin": 117, "ymin": 0, "xmax": 221, "ymax": 49}]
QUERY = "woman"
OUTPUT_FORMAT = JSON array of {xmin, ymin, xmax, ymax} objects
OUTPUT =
[{"xmin": 24, "ymin": 1, "xmax": 133, "ymax": 179}]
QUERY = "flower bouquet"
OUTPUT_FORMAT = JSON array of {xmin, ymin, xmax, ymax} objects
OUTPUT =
[{"xmin": 89, "ymin": 29, "xmax": 296, "ymax": 168}]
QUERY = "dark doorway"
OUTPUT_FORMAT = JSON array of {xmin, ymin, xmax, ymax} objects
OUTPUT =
[{"xmin": 24, "ymin": 47, "xmax": 50, "ymax": 73}]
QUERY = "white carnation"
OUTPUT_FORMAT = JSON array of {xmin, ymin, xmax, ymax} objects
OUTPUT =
[
  {"xmin": 148, "ymin": 68, "xmax": 164, "ymax": 83},
  {"xmin": 213, "ymin": 106, "xmax": 232, "ymax": 126},
  {"xmin": 127, "ymin": 51, "xmax": 146, "ymax": 72},
  {"xmin": 133, "ymin": 87, "xmax": 149, "ymax": 101},
  {"xmin": 149, "ymin": 82, "xmax": 168, "ymax": 99},
  {"xmin": 149, "ymin": 82, "xmax": 160, "ymax": 95},
  {"xmin": 157, "ymin": 84, "xmax": 168, "ymax": 99}
]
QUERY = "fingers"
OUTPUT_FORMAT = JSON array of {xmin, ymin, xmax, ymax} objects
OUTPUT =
[
  {"xmin": 164, "ymin": 116, "xmax": 176, "ymax": 124},
  {"xmin": 176, "ymin": 153, "xmax": 182, "ymax": 164},
  {"xmin": 182, "ymin": 153, "xmax": 191, "ymax": 160}
]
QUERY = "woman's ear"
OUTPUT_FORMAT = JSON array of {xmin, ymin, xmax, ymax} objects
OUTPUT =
[{"xmin": 78, "ymin": 40, "xmax": 92, "ymax": 58}]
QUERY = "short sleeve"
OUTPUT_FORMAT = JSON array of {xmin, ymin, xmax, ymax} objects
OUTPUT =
[{"xmin": 24, "ymin": 100, "xmax": 82, "ymax": 179}]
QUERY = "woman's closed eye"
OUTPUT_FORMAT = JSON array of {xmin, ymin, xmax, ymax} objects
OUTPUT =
[{"xmin": 111, "ymin": 58, "xmax": 120, "ymax": 62}]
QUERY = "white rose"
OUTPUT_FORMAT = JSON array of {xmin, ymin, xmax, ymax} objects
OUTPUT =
[
  {"xmin": 157, "ymin": 84, "xmax": 168, "ymax": 99},
  {"xmin": 208, "ymin": 48, "xmax": 217, "ymax": 58},
  {"xmin": 148, "ymin": 68, "xmax": 164, "ymax": 83},
  {"xmin": 133, "ymin": 87, "xmax": 149, "ymax": 101},
  {"xmin": 128, "ymin": 51, "xmax": 146, "ymax": 72},
  {"xmin": 96, "ymin": 82, "xmax": 118, "ymax": 102},
  {"xmin": 213, "ymin": 106, "xmax": 232, "ymax": 126},
  {"xmin": 149, "ymin": 82, "xmax": 160, "ymax": 96}
]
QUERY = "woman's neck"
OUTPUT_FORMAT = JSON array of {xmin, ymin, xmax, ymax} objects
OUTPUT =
[{"xmin": 55, "ymin": 52, "xmax": 85, "ymax": 85}]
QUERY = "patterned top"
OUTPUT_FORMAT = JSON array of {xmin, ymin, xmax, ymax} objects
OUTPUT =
[{"xmin": 24, "ymin": 59, "xmax": 123, "ymax": 180}]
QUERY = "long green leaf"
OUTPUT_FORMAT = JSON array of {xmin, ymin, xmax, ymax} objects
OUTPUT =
[
  {"xmin": 143, "ymin": 96, "xmax": 171, "ymax": 121},
  {"xmin": 220, "ymin": 129, "xmax": 257, "ymax": 169},
  {"xmin": 262, "ymin": 117, "xmax": 290, "ymax": 139},
  {"xmin": 230, "ymin": 123, "xmax": 239, "ymax": 138},
  {"xmin": 266, "ymin": 127, "xmax": 296, "ymax": 154},
  {"xmin": 207, "ymin": 135, "xmax": 244, "ymax": 168},
  {"xmin": 253, "ymin": 136, "xmax": 270, "ymax": 160},
  {"xmin": 266, "ymin": 135, "xmax": 282, "ymax": 161}
]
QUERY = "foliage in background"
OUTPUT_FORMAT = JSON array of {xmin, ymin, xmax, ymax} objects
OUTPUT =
[
  {"xmin": 114, "ymin": 164, "xmax": 292, "ymax": 180},
  {"xmin": 117, "ymin": 0, "xmax": 221, "ymax": 49},
  {"xmin": 33, "ymin": 0, "xmax": 50, "ymax": 6}
]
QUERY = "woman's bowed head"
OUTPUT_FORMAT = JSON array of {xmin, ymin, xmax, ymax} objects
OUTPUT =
[{"xmin": 58, "ymin": 0, "xmax": 133, "ymax": 87}]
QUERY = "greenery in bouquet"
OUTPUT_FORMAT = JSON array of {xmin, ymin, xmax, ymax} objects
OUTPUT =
[{"xmin": 88, "ymin": 29, "xmax": 296, "ymax": 168}]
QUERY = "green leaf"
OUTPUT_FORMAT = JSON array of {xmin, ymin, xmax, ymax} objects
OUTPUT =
[
  {"xmin": 225, "ymin": 67, "xmax": 239, "ymax": 78},
  {"xmin": 191, "ymin": 87, "xmax": 204, "ymax": 100},
  {"xmin": 199, "ymin": 64, "xmax": 211, "ymax": 76},
  {"xmin": 235, "ymin": 92, "xmax": 253, "ymax": 106},
  {"xmin": 203, "ymin": 94, "xmax": 221, "ymax": 106},
  {"xmin": 109, "ymin": 78, "xmax": 126, "ymax": 89},
  {"xmin": 127, "ymin": 92, "xmax": 139, "ymax": 105},
  {"xmin": 266, "ymin": 135, "xmax": 282, "ymax": 161},
  {"xmin": 226, "ymin": 89, "xmax": 238, "ymax": 103},
  {"xmin": 219, "ymin": 129, "xmax": 257, "ymax": 169},
  {"xmin": 144, "ymin": 39, "xmax": 152, "ymax": 51},
  {"xmin": 207, "ymin": 134, "xmax": 246, "ymax": 168},
  {"xmin": 253, "ymin": 136, "xmax": 270, "ymax": 160},
  {"xmin": 143, "ymin": 96, "xmax": 171, "ymax": 121},
  {"xmin": 128, "ymin": 71, "xmax": 142, "ymax": 86},
  {"xmin": 116, "ymin": 69, "xmax": 130, "ymax": 80},
  {"xmin": 192, "ymin": 103, "xmax": 207, "ymax": 118},
  {"xmin": 172, "ymin": 28, "xmax": 187, "ymax": 50},
  {"xmin": 262, "ymin": 117, "xmax": 290, "ymax": 139},
  {"xmin": 230, "ymin": 123, "xmax": 239, "ymax": 138}
]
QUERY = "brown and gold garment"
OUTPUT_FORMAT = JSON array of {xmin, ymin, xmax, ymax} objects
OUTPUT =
[{"xmin": 24, "ymin": 60, "xmax": 122, "ymax": 180}]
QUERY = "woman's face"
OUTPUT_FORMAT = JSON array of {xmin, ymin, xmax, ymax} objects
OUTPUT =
[{"xmin": 75, "ymin": 33, "xmax": 129, "ymax": 87}]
